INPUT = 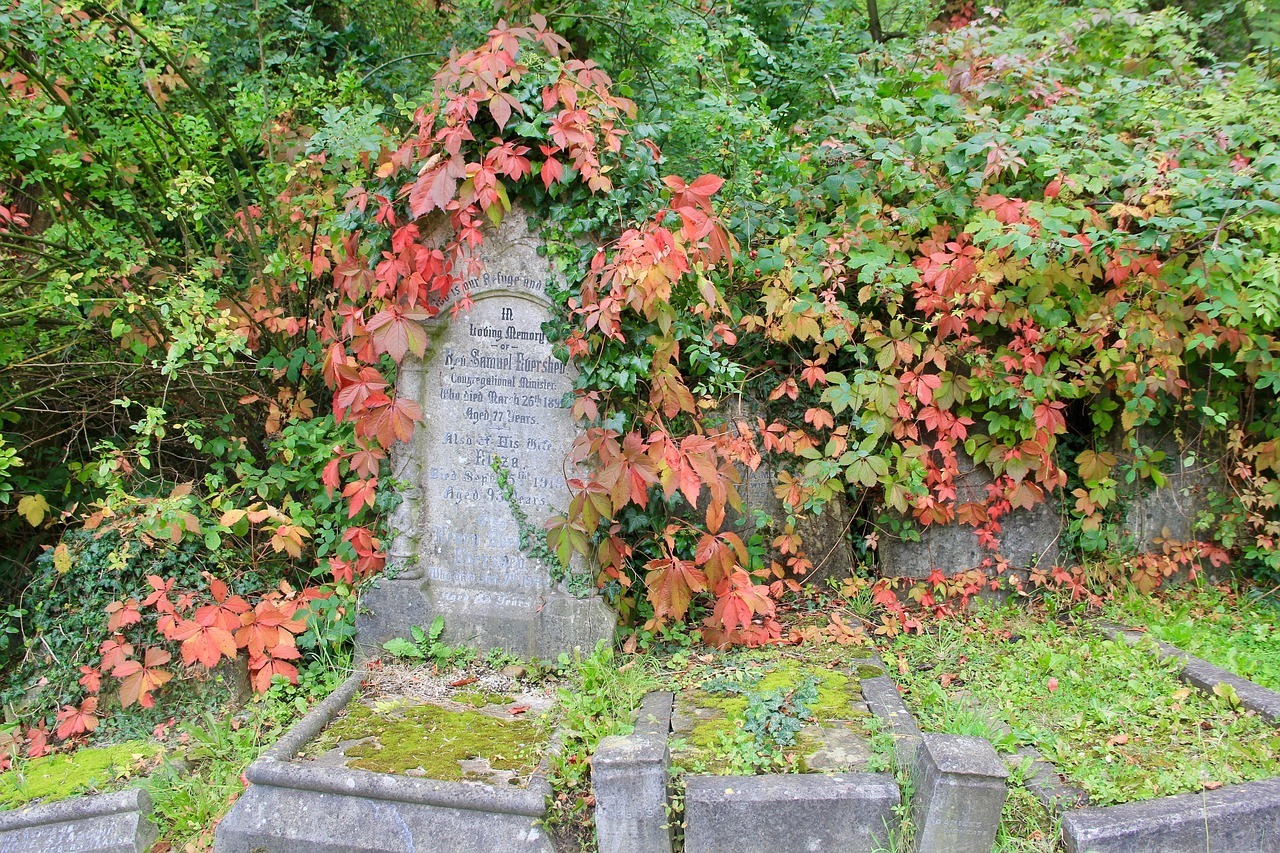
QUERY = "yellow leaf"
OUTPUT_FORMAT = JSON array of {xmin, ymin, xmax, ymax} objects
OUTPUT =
[
  {"xmin": 53, "ymin": 543, "xmax": 71, "ymax": 574},
  {"xmin": 17, "ymin": 494, "xmax": 49, "ymax": 527}
]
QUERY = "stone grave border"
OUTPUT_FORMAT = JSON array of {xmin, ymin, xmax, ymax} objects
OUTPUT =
[
  {"xmin": 862, "ymin": 661, "xmax": 1011, "ymax": 853},
  {"xmin": 213, "ymin": 670, "xmax": 558, "ymax": 852},
  {"xmin": 0, "ymin": 787, "xmax": 157, "ymax": 853},
  {"xmin": 596, "ymin": 660, "xmax": 911, "ymax": 853},
  {"xmin": 1094, "ymin": 619, "xmax": 1280, "ymax": 724},
  {"xmin": 901, "ymin": 624, "xmax": 1280, "ymax": 852},
  {"xmin": 1041, "ymin": 620, "xmax": 1280, "ymax": 852}
]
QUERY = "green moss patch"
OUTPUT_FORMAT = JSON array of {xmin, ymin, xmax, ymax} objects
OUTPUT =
[
  {"xmin": 310, "ymin": 699, "xmax": 543, "ymax": 783},
  {"xmin": 669, "ymin": 650, "xmax": 874, "ymax": 776},
  {"xmin": 0, "ymin": 741, "xmax": 162, "ymax": 809}
]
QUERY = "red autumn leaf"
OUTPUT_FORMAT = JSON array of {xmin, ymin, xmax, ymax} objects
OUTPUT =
[
  {"xmin": 105, "ymin": 599, "xmax": 142, "ymax": 631},
  {"xmin": 663, "ymin": 174, "xmax": 725, "ymax": 211},
  {"xmin": 342, "ymin": 477, "xmax": 378, "ymax": 518},
  {"xmin": 347, "ymin": 443, "xmax": 385, "ymax": 479},
  {"xmin": 366, "ymin": 307, "xmax": 431, "ymax": 362},
  {"xmin": 709, "ymin": 569, "xmax": 773, "ymax": 634},
  {"xmin": 55, "ymin": 698, "xmax": 98, "ymax": 741},
  {"xmin": 768, "ymin": 377, "xmax": 799, "ymax": 401},
  {"xmin": 78, "ymin": 666, "xmax": 101, "ymax": 693},
  {"xmin": 695, "ymin": 531, "xmax": 748, "ymax": 588},
  {"xmin": 249, "ymin": 643, "xmax": 302, "ymax": 693},
  {"xmin": 800, "ymin": 360, "xmax": 827, "ymax": 388},
  {"xmin": 644, "ymin": 551, "xmax": 707, "ymax": 622},
  {"xmin": 1033, "ymin": 401, "xmax": 1067, "ymax": 434},
  {"xmin": 598, "ymin": 431, "xmax": 659, "ymax": 510},
  {"xmin": 114, "ymin": 647, "xmax": 174, "ymax": 709},
  {"xmin": 804, "ymin": 407, "xmax": 835, "ymax": 431},
  {"xmin": 540, "ymin": 156, "xmax": 563, "ymax": 190},
  {"xmin": 99, "ymin": 636, "xmax": 134, "ymax": 674},
  {"xmin": 407, "ymin": 159, "xmax": 465, "ymax": 218},
  {"xmin": 142, "ymin": 575, "xmax": 176, "ymax": 613},
  {"xmin": 25, "ymin": 725, "xmax": 49, "ymax": 758},
  {"xmin": 196, "ymin": 577, "xmax": 251, "ymax": 633},
  {"xmin": 170, "ymin": 616, "xmax": 239, "ymax": 668},
  {"xmin": 237, "ymin": 600, "xmax": 306, "ymax": 658},
  {"xmin": 356, "ymin": 395, "xmax": 422, "ymax": 447},
  {"xmin": 321, "ymin": 457, "xmax": 342, "ymax": 498},
  {"xmin": 333, "ymin": 367, "xmax": 388, "ymax": 420}
]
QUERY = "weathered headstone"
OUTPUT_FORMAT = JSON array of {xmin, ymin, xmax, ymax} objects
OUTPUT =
[
  {"xmin": 356, "ymin": 208, "xmax": 614, "ymax": 660},
  {"xmin": 714, "ymin": 397, "xmax": 858, "ymax": 583},
  {"xmin": 1118, "ymin": 426, "xmax": 1223, "ymax": 555}
]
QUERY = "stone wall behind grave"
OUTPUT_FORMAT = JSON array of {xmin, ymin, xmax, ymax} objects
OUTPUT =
[{"xmin": 877, "ymin": 450, "xmax": 1061, "ymax": 583}]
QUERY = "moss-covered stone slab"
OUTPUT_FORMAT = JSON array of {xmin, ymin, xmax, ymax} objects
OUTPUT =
[
  {"xmin": 0, "ymin": 741, "xmax": 163, "ymax": 810},
  {"xmin": 214, "ymin": 666, "xmax": 562, "ymax": 853},
  {"xmin": 669, "ymin": 653, "xmax": 878, "ymax": 776},
  {"xmin": 298, "ymin": 662, "xmax": 554, "ymax": 787}
]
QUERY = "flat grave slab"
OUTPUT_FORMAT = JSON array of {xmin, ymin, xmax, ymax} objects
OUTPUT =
[
  {"xmin": 214, "ymin": 662, "xmax": 563, "ymax": 853},
  {"xmin": 666, "ymin": 651, "xmax": 901, "ymax": 853}
]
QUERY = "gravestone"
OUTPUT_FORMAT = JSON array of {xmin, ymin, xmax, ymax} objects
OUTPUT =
[{"xmin": 356, "ymin": 207, "xmax": 614, "ymax": 660}]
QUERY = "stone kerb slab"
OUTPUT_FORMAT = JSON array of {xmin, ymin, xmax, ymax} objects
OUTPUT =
[
  {"xmin": 861, "ymin": 662, "xmax": 924, "ymax": 771},
  {"xmin": 0, "ymin": 787, "xmax": 157, "ymax": 853},
  {"xmin": 1061, "ymin": 777, "xmax": 1280, "ymax": 853},
  {"xmin": 683, "ymin": 773, "xmax": 900, "ymax": 853},
  {"xmin": 1095, "ymin": 620, "xmax": 1280, "ymax": 724},
  {"xmin": 593, "ymin": 691, "xmax": 674, "ymax": 853},
  {"xmin": 356, "ymin": 207, "xmax": 613, "ymax": 661},
  {"xmin": 213, "ymin": 672, "xmax": 555, "ymax": 853}
]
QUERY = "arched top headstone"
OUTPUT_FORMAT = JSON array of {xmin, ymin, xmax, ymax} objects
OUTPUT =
[{"xmin": 356, "ymin": 206, "xmax": 615, "ymax": 660}]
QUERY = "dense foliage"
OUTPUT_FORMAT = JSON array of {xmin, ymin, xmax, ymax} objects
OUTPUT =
[{"xmin": 2, "ymin": 0, "xmax": 1280, "ymax": 761}]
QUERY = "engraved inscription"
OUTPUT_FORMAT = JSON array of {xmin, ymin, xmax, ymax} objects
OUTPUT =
[{"xmin": 411, "ymin": 279, "xmax": 574, "ymax": 595}]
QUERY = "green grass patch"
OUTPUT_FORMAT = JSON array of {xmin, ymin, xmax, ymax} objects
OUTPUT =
[
  {"xmin": 0, "ymin": 741, "xmax": 162, "ymax": 809},
  {"xmin": 885, "ymin": 605, "xmax": 1280, "ymax": 807},
  {"xmin": 1102, "ymin": 583, "xmax": 1280, "ymax": 690}
]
